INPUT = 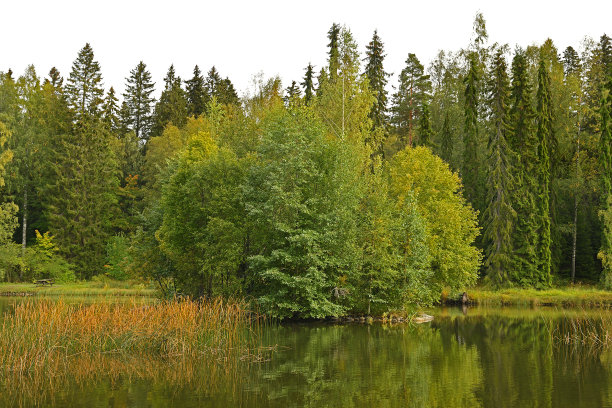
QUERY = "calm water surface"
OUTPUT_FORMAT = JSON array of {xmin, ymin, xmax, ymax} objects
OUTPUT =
[{"xmin": 1, "ymin": 298, "xmax": 612, "ymax": 407}]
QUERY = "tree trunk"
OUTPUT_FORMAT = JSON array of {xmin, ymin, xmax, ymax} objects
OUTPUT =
[{"xmin": 19, "ymin": 188, "xmax": 27, "ymax": 281}]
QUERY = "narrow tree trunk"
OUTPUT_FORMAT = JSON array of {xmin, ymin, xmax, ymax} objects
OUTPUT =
[
  {"xmin": 572, "ymin": 128, "xmax": 581, "ymax": 284},
  {"xmin": 572, "ymin": 194, "xmax": 578, "ymax": 284},
  {"xmin": 19, "ymin": 188, "xmax": 27, "ymax": 281}
]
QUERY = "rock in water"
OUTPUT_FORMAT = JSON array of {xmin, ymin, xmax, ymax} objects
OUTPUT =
[{"xmin": 413, "ymin": 313, "xmax": 434, "ymax": 324}]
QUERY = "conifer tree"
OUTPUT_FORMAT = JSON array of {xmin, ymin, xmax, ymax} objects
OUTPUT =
[
  {"xmin": 417, "ymin": 101, "xmax": 433, "ymax": 147},
  {"xmin": 600, "ymin": 80, "xmax": 612, "ymax": 287},
  {"xmin": 151, "ymin": 65, "xmax": 188, "ymax": 137},
  {"xmin": 462, "ymin": 53, "xmax": 481, "ymax": 209},
  {"xmin": 48, "ymin": 46, "xmax": 119, "ymax": 278},
  {"xmin": 102, "ymin": 87, "xmax": 120, "ymax": 133},
  {"xmin": 65, "ymin": 43, "xmax": 104, "ymax": 118},
  {"xmin": 301, "ymin": 63, "xmax": 315, "ymax": 105},
  {"xmin": 217, "ymin": 77, "xmax": 240, "ymax": 106},
  {"xmin": 364, "ymin": 30, "xmax": 389, "ymax": 135},
  {"xmin": 535, "ymin": 57, "xmax": 553, "ymax": 286},
  {"xmin": 185, "ymin": 65, "xmax": 206, "ymax": 117},
  {"xmin": 509, "ymin": 48, "xmax": 539, "ymax": 285},
  {"xmin": 391, "ymin": 53, "xmax": 431, "ymax": 147},
  {"xmin": 563, "ymin": 46, "xmax": 581, "ymax": 77},
  {"xmin": 327, "ymin": 23, "xmax": 341, "ymax": 82},
  {"xmin": 483, "ymin": 49, "xmax": 515, "ymax": 287},
  {"xmin": 316, "ymin": 68, "xmax": 327, "ymax": 97},
  {"xmin": 47, "ymin": 67, "xmax": 63, "ymax": 89},
  {"xmin": 283, "ymin": 81, "xmax": 302, "ymax": 106},
  {"xmin": 123, "ymin": 61, "xmax": 155, "ymax": 143},
  {"xmin": 440, "ymin": 112, "xmax": 453, "ymax": 164}
]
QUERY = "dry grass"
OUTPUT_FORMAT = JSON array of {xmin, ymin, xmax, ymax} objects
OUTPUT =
[
  {"xmin": 551, "ymin": 310, "xmax": 612, "ymax": 349},
  {"xmin": 0, "ymin": 298, "xmax": 267, "ymax": 375},
  {"xmin": 465, "ymin": 286, "xmax": 612, "ymax": 308}
]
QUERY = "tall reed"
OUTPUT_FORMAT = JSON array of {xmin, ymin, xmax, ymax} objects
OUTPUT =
[{"xmin": 0, "ymin": 298, "xmax": 267, "ymax": 374}]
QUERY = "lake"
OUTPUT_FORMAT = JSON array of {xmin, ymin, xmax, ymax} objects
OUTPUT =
[{"xmin": 1, "ymin": 298, "xmax": 611, "ymax": 407}]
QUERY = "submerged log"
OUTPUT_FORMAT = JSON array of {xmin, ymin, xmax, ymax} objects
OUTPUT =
[{"xmin": 413, "ymin": 313, "xmax": 434, "ymax": 324}]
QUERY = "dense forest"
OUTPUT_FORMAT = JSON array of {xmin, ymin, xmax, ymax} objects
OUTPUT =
[{"xmin": 0, "ymin": 14, "xmax": 611, "ymax": 318}]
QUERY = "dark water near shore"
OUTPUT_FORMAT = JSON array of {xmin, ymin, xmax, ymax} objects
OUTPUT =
[{"xmin": 2, "ymin": 298, "xmax": 612, "ymax": 407}]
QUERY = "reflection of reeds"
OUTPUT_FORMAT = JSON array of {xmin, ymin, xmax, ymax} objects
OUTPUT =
[
  {"xmin": 1, "ymin": 353, "xmax": 271, "ymax": 408},
  {"xmin": 0, "ymin": 298, "xmax": 267, "ymax": 374},
  {"xmin": 551, "ymin": 311, "xmax": 612, "ymax": 349}
]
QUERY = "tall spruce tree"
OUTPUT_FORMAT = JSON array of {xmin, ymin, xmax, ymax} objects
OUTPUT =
[
  {"xmin": 185, "ymin": 65, "xmax": 206, "ymax": 117},
  {"xmin": 151, "ymin": 65, "xmax": 188, "ymax": 137},
  {"xmin": 417, "ymin": 101, "xmax": 433, "ymax": 147},
  {"xmin": 391, "ymin": 53, "xmax": 431, "ymax": 147},
  {"xmin": 535, "ymin": 57, "xmax": 553, "ymax": 286},
  {"xmin": 65, "ymin": 43, "xmax": 104, "ymax": 118},
  {"xmin": 462, "ymin": 53, "xmax": 481, "ymax": 210},
  {"xmin": 283, "ymin": 81, "xmax": 302, "ymax": 106},
  {"xmin": 509, "ymin": 48, "xmax": 539, "ymax": 286},
  {"xmin": 483, "ymin": 49, "xmax": 515, "ymax": 287},
  {"xmin": 301, "ymin": 63, "xmax": 315, "ymax": 105},
  {"xmin": 102, "ymin": 87, "xmax": 120, "ymax": 133},
  {"xmin": 600, "ymin": 79, "xmax": 612, "ymax": 287},
  {"xmin": 364, "ymin": 30, "xmax": 389, "ymax": 137},
  {"xmin": 440, "ymin": 112, "xmax": 453, "ymax": 164},
  {"xmin": 327, "ymin": 23, "xmax": 341, "ymax": 82},
  {"xmin": 49, "ymin": 46, "xmax": 119, "ymax": 278},
  {"xmin": 123, "ymin": 61, "xmax": 155, "ymax": 143}
]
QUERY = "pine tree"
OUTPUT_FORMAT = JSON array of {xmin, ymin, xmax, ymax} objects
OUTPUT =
[
  {"xmin": 364, "ymin": 30, "xmax": 389, "ymax": 136},
  {"xmin": 151, "ymin": 65, "xmax": 187, "ymax": 137},
  {"xmin": 509, "ymin": 48, "xmax": 539, "ymax": 285},
  {"xmin": 186, "ymin": 65, "xmax": 206, "ymax": 117},
  {"xmin": 123, "ymin": 61, "xmax": 155, "ymax": 143},
  {"xmin": 483, "ymin": 48, "xmax": 515, "ymax": 287},
  {"xmin": 301, "ymin": 63, "xmax": 315, "ymax": 105},
  {"xmin": 391, "ymin": 53, "xmax": 431, "ymax": 147},
  {"xmin": 65, "ymin": 43, "xmax": 104, "ymax": 118},
  {"xmin": 535, "ymin": 57, "xmax": 553, "ymax": 286},
  {"xmin": 327, "ymin": 23, "xmax": 341, "ymax": 82},
  {"xmin": 462, "ymin": 53, "xmax": 481, "ymax": 209}
]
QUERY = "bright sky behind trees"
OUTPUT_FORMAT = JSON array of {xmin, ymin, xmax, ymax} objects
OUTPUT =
[{"xmin": 1, "ymin": 0, "xmax": 611, "ymax": 97}]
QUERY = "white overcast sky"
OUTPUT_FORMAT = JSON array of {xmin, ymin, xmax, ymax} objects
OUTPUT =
[{"xmin": 1, "ymin": 0, "xmax": 610, "ymax": 98}]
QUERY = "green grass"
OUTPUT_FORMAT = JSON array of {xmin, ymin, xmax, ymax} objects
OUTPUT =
[
  {"xmin": 0, "ymin": 279, "xmax": 157, "ymax": 298},
  {"xmin": 464, "ymin": 285, "xmax": 612, "ymax": 307}
]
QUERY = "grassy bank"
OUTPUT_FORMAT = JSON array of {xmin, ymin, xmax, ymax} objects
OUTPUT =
[
  {"xmin": 0, "ymin": 298, "xmax": 266, "ymax": 374},
  {"xmin": 0, "ymin": 279, "xmax": 156, "ymax": 298},
  {"xmin": 463, "ymin": 286, "xmax": 612, "ymax": 307}
]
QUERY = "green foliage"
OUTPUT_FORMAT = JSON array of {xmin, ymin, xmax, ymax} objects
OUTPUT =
[
  {"xmin": 158, "ymin": 130, "xmax": 247, "ymax": 298},
  {"xmin": 104, "ymin": 235, "xmax": 132, "ymax": 281},
  {"xmin": 301, "ymin": 63, "xmax": 315, "ymax": 105},
  {"xmin": 123, "ymin": 61, "xmax": 155, "ymax": 142},
  {"xmin": 483, "ymin": 49, "xmax": 516, "ymax": 287},
  {"xmin": 151, "ymin": 65, "xmax": 188, "ymax": 137},
  {"xmin": 391, "ymin": 53, "xmax": 431, "ymax": 148},
  {"xmin": 388, "ymin": 146, "xmax": 482, "ymax": 294},
  {"xmin": 65, "ymin": 43, "xmax": 104, "ymax": 118},
  {"xmin": 462, "ymin": 53, "xmax": 482, "ymax": 211},
  {"xmin": 244, "ymin": 109, "xmax": 363, "ymax": 318},
  {"xmin": 364, "ymin": 30, "xmax": 390, "ymax": 140}
]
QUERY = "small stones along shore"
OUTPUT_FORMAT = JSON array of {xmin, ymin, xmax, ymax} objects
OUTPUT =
[{"xmin": 330, "ymin": 313, "xmax": 434, "ymax": 324}]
